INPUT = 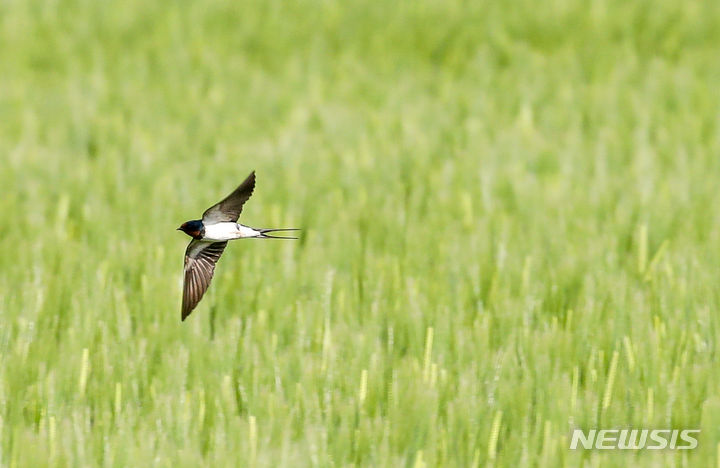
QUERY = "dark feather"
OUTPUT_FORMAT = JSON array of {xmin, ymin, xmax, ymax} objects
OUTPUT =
[
  {"xmin": 182, "ymin": 240, "xmax": 228, "ymax": 320},
  {"xmin": 202, "ymin": 171, "xmax": 256, "ymax": 223}
]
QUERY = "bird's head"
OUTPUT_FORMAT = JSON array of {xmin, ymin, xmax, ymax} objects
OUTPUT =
[{"xmin": 177, "ymin": 220, "xmax": 205, "ymax": 239}]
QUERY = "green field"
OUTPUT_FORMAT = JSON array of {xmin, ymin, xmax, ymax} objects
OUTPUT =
[{"xmin": 2, "ymin": 0, "xmax": 720, "ymax": 466}]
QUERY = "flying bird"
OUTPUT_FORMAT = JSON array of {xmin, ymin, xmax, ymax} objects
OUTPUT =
[{"xmin": 177, "ymin": 171, "xmax": 298, "ymax": 321}]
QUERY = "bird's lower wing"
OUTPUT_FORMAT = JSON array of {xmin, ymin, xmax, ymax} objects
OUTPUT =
[{"xmin": 182, "ymin": 240, "xmax": 228, "ymax": 320}]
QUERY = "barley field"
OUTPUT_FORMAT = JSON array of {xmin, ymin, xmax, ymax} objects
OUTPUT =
[{"xmin": 2, "ymin": 0, "xmax": 720, "ymax": 466}]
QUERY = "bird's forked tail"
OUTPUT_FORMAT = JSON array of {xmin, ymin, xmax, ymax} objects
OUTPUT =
[{"xmin": 258, "ymin": 228, "xmax": 300, "ymax": 239}]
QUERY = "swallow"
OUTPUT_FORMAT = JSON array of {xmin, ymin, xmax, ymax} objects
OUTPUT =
[{"xmin": 177, "ymin": 171, "xmax": 298, "ymax": 321}]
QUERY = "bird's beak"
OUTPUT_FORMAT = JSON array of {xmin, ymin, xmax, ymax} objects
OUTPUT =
[{"xmin": 177, "ymin": 227, "xmax": 182, "ymax": 231}]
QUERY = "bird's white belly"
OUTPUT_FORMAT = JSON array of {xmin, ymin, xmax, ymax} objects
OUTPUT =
[
  {"xmin": 203, "ymin": 222, "xmax": 260, "ymax": 241},
  {"xmin": 203, "ymin": 222, "xmax": 241, "ymax": 241}
]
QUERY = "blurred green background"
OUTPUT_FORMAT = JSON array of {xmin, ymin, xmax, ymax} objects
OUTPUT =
[{"xmin": 2, "ymin": 0, "xmax": 720, "ymax": 466}]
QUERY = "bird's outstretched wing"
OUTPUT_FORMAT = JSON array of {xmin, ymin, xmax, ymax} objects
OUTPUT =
[
  {"xmin": 202, "ymin": 171, "xmax": 256, "ymax": 223},
  {"xmin": 182, "ymin": 240, "xmax": 228, "ymax": 320}
]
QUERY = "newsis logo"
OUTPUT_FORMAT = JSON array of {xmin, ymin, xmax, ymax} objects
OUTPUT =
[{"xmin": 569, "ymin": 429, "xmax": 700, "ymax": 450}]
